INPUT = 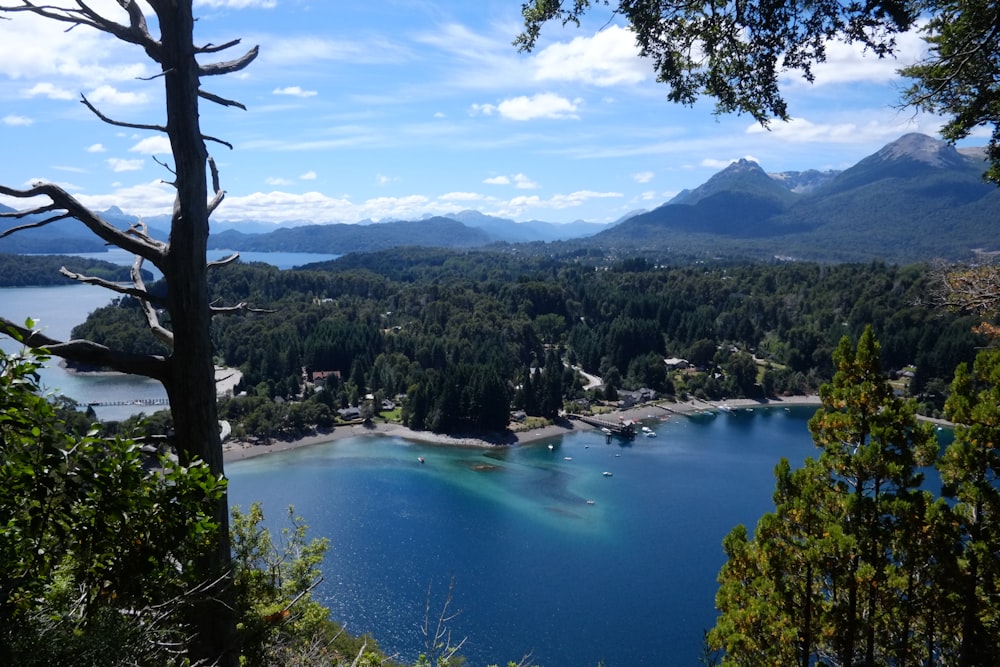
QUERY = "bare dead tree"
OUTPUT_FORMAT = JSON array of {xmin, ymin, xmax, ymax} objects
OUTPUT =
[
  {"xmin": 927, "ymin": 258, "xmax": 1000, "ymax": 338},
  {"xmin": 0, "ymin": 2, "xmax": 257, "ymax": 665}
]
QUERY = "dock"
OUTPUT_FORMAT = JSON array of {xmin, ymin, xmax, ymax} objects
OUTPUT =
[
  {"xmin": 570, "ymin": 414, "xmax": 636, "ymax": 438},
  {"xmin": 87, "ymin": 397, "xmax": 170, "ymax": 407}
]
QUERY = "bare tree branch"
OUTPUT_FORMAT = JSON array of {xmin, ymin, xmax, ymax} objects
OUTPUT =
[
  {"xmin": 203, "ymin": 133, "xmax": 234, "ymax": 150},
  {"xmin": 129, "ymin": 253, "xmax": 174, "ymax": 347},
  {"xmin": 0, "ymin": 1, "xmax": 161, "ymax": 58},
  {"xmin": 210, "ymin": 302, "xmax": 248, "ymax": 315},
  {"xmin": 0, "ymin": 210, "xmax": 74, "ymax": 237},
  {"xmin": 199, "ymin": 88, "xmax": 247, "ymax": 110},
  {"xmin": 81, "ymin": 93, "xmax": 167, "ymax": 133},
  {"xmin": 1, "ymin": 316, "xmax": 168, "ymax": 380},
  {"xmin": 0, "ymin": 182, "xmax": 164, "ymax": 263},
  {"xmin": 207, "ymin": 156, "xmax": 226, "ymax": 215},
  {"xmin": 58, "ymin": 265, "xmax": 166, "ymax": 305},
  {"xmin": 199, "ymin": 45, "xmax": 259, "ymax": 77},
  {"xmin": 196, "ymin": 38, "xmax": 243, "ymax": 55},
  {"xmin": 207, "ymin": 252, "xmax": 239, "ymax": 269}
]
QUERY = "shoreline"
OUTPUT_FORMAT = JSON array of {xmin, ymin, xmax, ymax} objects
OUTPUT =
[{"xmin": 222, "ymin": 395, "xmax": 823, "ymax": 464}]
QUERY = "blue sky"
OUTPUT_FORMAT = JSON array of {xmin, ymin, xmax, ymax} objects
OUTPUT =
[{"xmin": 0, "ymin": 1, "xmax": 974, "ymax": 226}]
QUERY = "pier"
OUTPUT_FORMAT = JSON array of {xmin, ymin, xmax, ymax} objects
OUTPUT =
[
  {"xmin": 87, "ymin": 397, "xmax": 170, "ymax": 408},
  {"xmin": 570, "ymin": 414, "xmax": 636, "ymax": 438}
]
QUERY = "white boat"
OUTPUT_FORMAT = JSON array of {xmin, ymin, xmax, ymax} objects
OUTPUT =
[
  {"xmin": 548, "ymin": 444, "xmax": 554, "ymax": 451},
  {"xmin": 564, "ymin": 456, "xmax": 573, "ymax": 461},
  {"xmin": 586, "ymin": 499, "xmax": 596, "ymax": 505},
  {"xmin": 603, "ymin": 471, "xmax": 613, "ymax": 477},
  {"xmin": 601, "ymin": 427, "xmax": 612, "ymax": 435},
  {"xmin": 645, "ymin": 431, "xmax": 656, "ymax": 438}
]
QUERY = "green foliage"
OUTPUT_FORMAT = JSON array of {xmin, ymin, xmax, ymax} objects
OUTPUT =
[
  {"xmin": 902, "ymin": 1, "xmax": 1000, "ymax": 182},
  {"xmin": 230, "ymin": 502, "xmax": 403, "ymax": 667},
  {"xmin": 517, "ymin": 1, "xmax": 915, "ymax": 124},
  {"xmin": 68, "ymin": 254, "xmax": 981, "ymax": 440},
  {"xmin": 709, "ymin": 328, "xmax": 1000, "ymax": 665},
  {"xmin": 0, "ymin": 253, "xmax": 153, "ymax": 287},
  {"xmin": 0, "ymin": 341, "xmax": 226, "ymax": 665}
]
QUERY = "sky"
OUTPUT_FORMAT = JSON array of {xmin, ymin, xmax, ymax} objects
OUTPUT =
[{"xmin": 0, "ymin": 0, "xmax": 979, "ymax": 226}]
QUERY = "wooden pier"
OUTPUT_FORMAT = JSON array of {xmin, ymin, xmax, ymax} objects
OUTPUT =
[
  {"xmin": 87, "ymin": 397, "xmax": 170, "ymax": 408},
  {"xmin": 570, "ymin": 414, "xmax": 636, "ymax": 438}
]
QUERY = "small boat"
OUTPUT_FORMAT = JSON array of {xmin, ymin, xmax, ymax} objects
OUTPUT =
[
  {"xmin": 641, "ymin": 426, "xmax": 651, "ymax": 433},
  {"xmin": 645, "ymin": 431, "xmax": 656, "ymax": 438},
  {"xmin": 548, "ymin": 444, "xmax": 554, "ymax": 451},
  {"xmin": 586, "ymin": 499, "xmax": 596, "ymax": 505},
  {"xmin": 603, "ymin": 471, "xmax": 613, "ymax": 477},
  {"xmin": 601, "ymin": 427, "xmax": 612, "ymax": 435},
  {"xmin": 564, "ymin": 456, "xmax": 573, "ymax": 461},
  {"xmin": 418, "ymin": 457, "xmax": 425, "ymax": 464}
]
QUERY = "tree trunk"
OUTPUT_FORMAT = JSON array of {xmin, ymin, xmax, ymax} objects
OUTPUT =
[{"xmin": 158, "ymin": 4, "xmax": 236, "ymax": 665}]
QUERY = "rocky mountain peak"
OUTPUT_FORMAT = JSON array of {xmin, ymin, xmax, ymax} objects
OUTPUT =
[{"xmin": 875, "ymin": 132, "xmax": 965, "ymax": 168}]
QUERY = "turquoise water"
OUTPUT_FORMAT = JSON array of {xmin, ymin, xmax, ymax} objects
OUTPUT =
[{"xmin": 229, "ymin": 407, "xmax": 822, "ymax": 667}]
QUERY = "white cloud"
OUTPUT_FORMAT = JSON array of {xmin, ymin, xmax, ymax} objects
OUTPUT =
[
  {"xmin": 375, "ymin": 174, "xmax": 398, "ymax": 186},
  {"xmin": 273, "ymin": 86, "xmax": 318, "ymax": 98},
  {"xmin": 513, "ymin": 173, "xmax": 539, "ymax": 189},
  {"xmin": 265, "ymin": 176, "xmax": 292, "ymax": 186},
  {"xmin": 299, "ymin": 170, "xmax": 317, "ymax": 180},
  {"xmin": 633, "ymin": 171, "xmax": 654, "ymax": 184},
  {"xmin": 533, "ymin": 25, "xmax": 647, "ymax": 87},
  {"xmin": 793, "ymin": 28, "xmax": 929, "ymax": 88},
  {"xmin": 76, "ymin": 179, "xmax": 176, "ymax": 217},
  {"xmin": 469, "ymin": 103, "xmax": 497, "ymax": 116},
  {"xmin": 501, "ymin": 189, "xmax": 622, "ymax": 216},
  {"xmin": 129, "ymin": 136, "xmax": 172, "ymax": 154},
  {"xmin": 107, "ymin": 157, "xmax": 143, "ymax": 172},
  {"xmin": 3, "ymin": 114, "xmax": 33, "ymax": 126},
  {"xmin": 87, "ymin": 144, "xmax": 107, "ymax": 153},
  {"xmin": 23, "ymin": 82, "xmax": 74, "ymax": 100},
  {"xmin": 496, "ymin": 93, "xmax": 581, "ymax": 121},
  {"xmin": 87, "ymin": 85, "xmax": 148, "ymax": 106},
  {"xmin": 483, "ymin": 174, "xmax": 538, "ymax": 188},
  {"xmin": 264, "ymin": 35, "xmax": 410, "ymax": 67},
  {"xmin": 746, "ymin": 116, "xmax": 932, "ymax": 145}
]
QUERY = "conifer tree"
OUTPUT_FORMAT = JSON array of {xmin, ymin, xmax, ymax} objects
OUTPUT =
[{"xmin": 710, "ymin": 326, "xmax": 938, "ymax": 666}]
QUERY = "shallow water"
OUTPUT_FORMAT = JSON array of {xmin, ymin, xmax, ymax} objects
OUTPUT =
[{"xmin": 229, "ymin": 407, "xmax": 822, "ymax": 667}]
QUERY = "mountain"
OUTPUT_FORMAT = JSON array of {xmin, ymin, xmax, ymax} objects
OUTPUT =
[
  {"xmin": 449, "ymin": 210, "xmax": 610, "ymax": 242},
  {"xmin": 208, "ymin": 216, "xmax": 492, "ymax": 254},
  {"xmin": 0, "ymin": 203, "xmax": 107, "ymax": 253},
  {"xmin": 4, "ymin": 133, "xmax": 995, "ymax": 263},
  {"xmin": 588, "ymin": 133, "xmax": 999, "ymax": 262},
  {"xmin": 603, "ymin": 158, "xmax": 807, "ymax": 241},
  {"xmin": 767, "ymin": 168, "xmax": 840, "ymax": 194}
]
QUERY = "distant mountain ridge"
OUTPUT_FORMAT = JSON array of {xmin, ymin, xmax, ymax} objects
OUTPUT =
[
  {"xmin": 592, "ymin": 133, "xmax": 998, "ymax": 262},
  {"xmin": 1, "ymin": 133, "xmax": 995, "ymax": 263}
]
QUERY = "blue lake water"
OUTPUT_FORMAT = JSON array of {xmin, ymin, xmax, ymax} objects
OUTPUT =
[{"xmin": 229, "ymin": 407, "xmax": 823, "ymax": 667}]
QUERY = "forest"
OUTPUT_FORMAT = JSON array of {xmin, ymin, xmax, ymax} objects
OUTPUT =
[{"xmin": 61, "ymin": 248, "xmax": 983, "ymax": 440}]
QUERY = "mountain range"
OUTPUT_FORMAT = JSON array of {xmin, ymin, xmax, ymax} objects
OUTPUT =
[{"xmin": 2, "ymin": 133, "xmax": 997, "ymax": 263}]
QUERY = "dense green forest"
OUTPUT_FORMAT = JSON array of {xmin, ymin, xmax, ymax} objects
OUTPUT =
[
  {"xmin": 65, "ymin": 248, "xmax": 982, "ymax": 439},
  {"xmin": 0, "ymin": 253, "xmax": 152, "ymax": 287}
]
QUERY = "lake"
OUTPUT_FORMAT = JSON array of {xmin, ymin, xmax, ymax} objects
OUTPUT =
[
  {"xmin": 1, "ymin": 249, "xmax": 339, "ymax": 420},
  {"xmin": 228, "ymin": 407, "xmax": 823, "ymax": 667}
]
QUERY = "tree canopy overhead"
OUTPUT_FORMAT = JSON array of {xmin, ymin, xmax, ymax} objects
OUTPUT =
[{"xmin": 518, "ymin": 0, "xmax": 1000, "ymax": 181}]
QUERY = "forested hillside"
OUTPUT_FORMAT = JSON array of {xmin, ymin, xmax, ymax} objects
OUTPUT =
[
  {"xmin": 69, "ymin": 249, "xmax": 982, "ymax": 439},
  {"xmin": 0, "ymin": 253, "xmax": 152, "ymax": 287}
]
